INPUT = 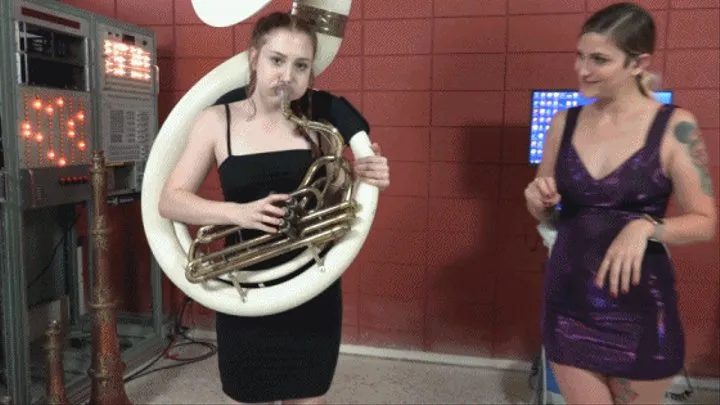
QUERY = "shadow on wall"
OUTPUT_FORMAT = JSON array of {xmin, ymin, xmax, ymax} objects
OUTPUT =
[
  {"xmin": 423, "ymin": 123, "xmax": 509, "ymax": 357},
  {"xmin": 437, "ymin": 122, "xmax": 546, "ymax": 358},
  {"xmin": 498, "ymin": 123, "xmax": 548, "ymax": 360}
]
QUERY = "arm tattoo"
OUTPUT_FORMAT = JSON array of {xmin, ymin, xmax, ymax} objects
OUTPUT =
[{"xmin": 674, "ymin": 121, "xmax": 714, "ymax": 197}]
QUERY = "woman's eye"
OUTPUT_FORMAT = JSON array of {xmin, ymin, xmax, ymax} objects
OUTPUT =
[
  {"xmin": 296, "ymin": 63, "xmax": 308, "ymax": 71},
  {"xmin": 592, "ymin": 56, "xmax": 608, "ymax": 64},
  {"xmin": 271, "ymin": 57, "xmax": 282, "ymax": 65}
]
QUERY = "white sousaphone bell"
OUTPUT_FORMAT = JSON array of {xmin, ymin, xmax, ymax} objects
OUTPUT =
[{"xmin": 140, "ymin": 0, "xmax": 378, "ymax": 317}]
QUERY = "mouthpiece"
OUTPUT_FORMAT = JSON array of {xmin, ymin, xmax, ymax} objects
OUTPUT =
[{"xmin": 276, "ymin": 85, "xmax": 291, "ymax": 102}]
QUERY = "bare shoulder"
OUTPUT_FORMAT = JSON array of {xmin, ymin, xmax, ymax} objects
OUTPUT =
[
  {"xmin": 550, "ymin": 109, "xmax": 568, "ymax": 130},
  {"xmin": 535, "ymin": 109, "xmax": 569, "ymax": 177},
  {"xmin": 669, "ymin": 106, "xmax": 697, "ymax": 122},
  {"xmin": 663, "ymin": 107, "xmax": 705, "ymax": 155},
  {"xmin": 553, "ymin": 108, "xmax": 569, "ymax": 120},
  {"xmin": 545, "ymin": 109, "xmax": 569, "ymax": 148},
  {"xmin": 193, "ymin": 104, "xmax": 227, "ymax": 130},
  {"xmin": 186, "ymin": 104, "xmax": 227, "ymax": 144},
  {"xmin": 666, "ymin": 107, "xmax": 700, "ymax": 141}
]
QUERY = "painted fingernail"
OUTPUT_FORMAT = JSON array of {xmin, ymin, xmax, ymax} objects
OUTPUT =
[
  {"xmin": 611, "ymin": 291, "xmax": 617, "ymax": 298},
  {"xmin": 622, "ymin": 288, "xmax": 628, "ymax": 294}
]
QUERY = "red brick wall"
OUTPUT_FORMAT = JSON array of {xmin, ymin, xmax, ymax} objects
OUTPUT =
[{"xmin": 61, "ymin": 0, "xmax": 719, "ymax": 377}]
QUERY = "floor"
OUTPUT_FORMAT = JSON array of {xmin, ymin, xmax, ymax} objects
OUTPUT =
[{"xmin": 124, "ymin": 337, "xmax": 720, "ymax": 405}]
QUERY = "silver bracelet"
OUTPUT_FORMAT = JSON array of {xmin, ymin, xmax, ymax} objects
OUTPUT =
[{"xmin": 642, "ymin": 214, "xmax": 664, "ymax": 241}]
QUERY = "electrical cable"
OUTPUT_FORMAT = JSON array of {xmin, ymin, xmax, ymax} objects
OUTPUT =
[
  {"xmin": 123, "ymin": 297, "xmax": 217, "ymax": 383},
  {"xmin": 26, "ymin": 213, "xmax": 80, "ymax": 290},
  {"xmin": 528, "ymin": 353, "xmax": 540, "ymax": 392},
  {"xmin": 665, "ymin": 367, "xmax": 694, "ymax": 402},
  {"xmin": 10, "ymin": 207, "xmax": 216, "ymax": 385}
]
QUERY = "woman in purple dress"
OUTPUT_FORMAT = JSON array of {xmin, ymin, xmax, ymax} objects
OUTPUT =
[{"xmin": 524, "ymin": 3, "xmax": 717, "ymax": 404}]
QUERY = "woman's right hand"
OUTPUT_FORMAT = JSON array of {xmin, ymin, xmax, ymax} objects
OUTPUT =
[
  {"xmin": 231, "ymin": 193, "xmax": 292, "ymax": 233},
  {"xmin": 524, "ymin": 177, "xmax": 561, "ymax": 211}
]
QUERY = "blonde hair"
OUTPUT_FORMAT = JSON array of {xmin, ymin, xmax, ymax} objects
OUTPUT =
[{"xmin": 636, "ymin": 70, "xmax": 661, "ymax": 97}]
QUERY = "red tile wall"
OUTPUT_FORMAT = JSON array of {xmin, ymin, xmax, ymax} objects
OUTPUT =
[{"xmin": 61, "ymin": 0, "xmax": 719, "ymax": 377}]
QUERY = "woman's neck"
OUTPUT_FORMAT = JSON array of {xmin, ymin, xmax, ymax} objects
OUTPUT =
[
  {"xmin": 248, "ymin": 89, "xmax": 284, "ymax": 119},
  {"xmin": 592, "ymin": 84, "xmax": 650, "ymax": 119}
]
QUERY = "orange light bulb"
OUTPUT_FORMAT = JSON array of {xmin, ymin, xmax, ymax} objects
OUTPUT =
[
  {"xmin": 55, "ymin": 97, "xmax": 64, "ymax": 107},
  {"xmin": 22, "ymin": 121, "xmax": 31, "ymax": 130},
  {"xmin": 76, "ymin": 111, "xmax": 85, "ymax": 121},
  {"xmin": 77, "ymin": 140, "xmax": 87, "ymax": 151},
  {"xmin": 35, "ymin": 133, "xmax": 44, "ymax": 142},
  {"xmin": 32, "ymin": 99, "xmax": 42, "ymax": 110},
  {"xmin": 22, "ymin": 130, "xmax": 31, "ymax": 138},
  {"xmin": 58, "ymin": 157, "xmax": 67, "ymax": 167},
  {"xmin": 47, "ymin": 150, "xmax": 56, "ymax": 160},
  {"xmin": 45, "ymin": 105, "xmax": 54, "ymax": 115},
  {"xmin": 67, "ymin": 130, "xmax": 76, "ymax": 138}
]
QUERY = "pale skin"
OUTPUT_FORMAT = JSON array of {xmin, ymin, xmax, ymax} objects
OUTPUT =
[
  {"xmin": 524, "ymin": 32, "xmax": 717, "ymax": 404},
  {"xmin": 159, "ymin": 28, "xmax": 389, "ymax": 405}
]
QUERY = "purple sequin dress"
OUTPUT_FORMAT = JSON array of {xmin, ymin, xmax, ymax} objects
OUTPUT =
[{"xmin": 542, "ymin": 104, "xmax": 685, "ymax": 380}]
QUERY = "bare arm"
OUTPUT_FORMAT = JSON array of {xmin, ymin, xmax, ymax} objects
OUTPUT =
[
  {"xmin": 527, "ymin": 110, "xmax": 566, "ymax": 221},
  {"xmin": 158, "ymin": 106, "xmax": 236, "ymax": 225},
  {"xmin": 654, "ymin": 110, "xmax": 718, "ymax": 244}
]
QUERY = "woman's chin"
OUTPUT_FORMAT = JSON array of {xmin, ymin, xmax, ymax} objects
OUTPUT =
[{"xmin": 578, "ymin": 84, "xmax": 599, "ymax": 99}]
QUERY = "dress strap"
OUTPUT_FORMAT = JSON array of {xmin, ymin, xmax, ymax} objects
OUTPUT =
[
  {"xmin": 224, "ymin": 103, "xmax": 233, "ymax": 156},
  {"xmin": 644, "ymin": 104, "xmax": 677, "ymax": 154},
  {"xmin": 559, "ymin": 106, "xmax": 582, "ymax": 151}
]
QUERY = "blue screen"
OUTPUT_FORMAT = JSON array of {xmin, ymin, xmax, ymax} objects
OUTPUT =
[{"xmin": 528, "ymin": 90, "xmax": 673, "ymax": 165}]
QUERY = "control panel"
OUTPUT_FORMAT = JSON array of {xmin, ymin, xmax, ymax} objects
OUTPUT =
[
  {"xmin": 2, "ymin": 1, "xmax": 157, "ymax": 207},
  {"xmin": 8, "ymin": 1, "xmax": 94, "ymax": 209},
  {"xmin": 14, "ymin": 3, "xmax": 92, "ymax": 170},
  {"xmin": 19, "ymin": 165, "xmax": 92, "ymax": 209},
  {"xmin": 100, "ymin": 25, "xmax": 154, "ymax": 93},
  {"xmin": 96, "ymin": 22, "xmax": 157, "ymax": 196},
  {"xmin": 17, "ymin": 88, "xmax": 92, "ymax": 169}
]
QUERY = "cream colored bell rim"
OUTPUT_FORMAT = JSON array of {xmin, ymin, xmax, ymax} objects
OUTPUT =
[
  {"xmin": 140, "ymin": 0, "xmax": 378, "ymax": 317},
  {"xmin": 191, "ymin": 0, "xmax": 272, "ymax": 27},
  {"xmin": 191, "ymin": 0, "xmax": 353, "ymax": 28}
]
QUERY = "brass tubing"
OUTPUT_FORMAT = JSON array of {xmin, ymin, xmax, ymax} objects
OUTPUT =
[
  {"xmin": 186, "ymin": 223, "xmax": 352, "ymax": 283},
  {"xmin": 87, "ymin": 150, "xmax": 132, "ymax": 405},
  {"xmin": 44, "ymin": 320, "xmax": 69, "ymax": 405},
  {"xmin": 182, "ymin": 90, "xmax": 359, "ymax": 286}
]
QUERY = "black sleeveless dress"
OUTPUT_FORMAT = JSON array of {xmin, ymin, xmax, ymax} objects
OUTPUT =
[{"xmin": 212, "ymin": 89, "xmax": 369, "ymax": 403}]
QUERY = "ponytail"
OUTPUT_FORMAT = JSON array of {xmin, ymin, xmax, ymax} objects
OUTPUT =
[{"xmin": 636, "ymin": 71, "xmax": 661, "ymax": 98}]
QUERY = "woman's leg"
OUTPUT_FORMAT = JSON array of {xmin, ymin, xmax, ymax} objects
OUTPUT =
[
  {"xmin": 227, "ymin": 396, "xmax": 273, "ymax": 405},
  {"xmin": 228, "ymin": 399, "xmax": 272, "ymax": 404},
  {"xmin": 283, "ymin": 396, "xmax": 325, "ymax": 404},
  {"xmin": 550, "ymin": 362, "xmax": 614, "ymax": 404},
  {"xmin": 608, "ymin": 377, "xmax": 673, "ymax": 404}
]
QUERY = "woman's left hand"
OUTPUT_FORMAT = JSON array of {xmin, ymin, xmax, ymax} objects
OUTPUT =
[
  {"xmin": 353, "ymin": 143, "xmax": 390, "ymax": 190},
  {"xmin": 595, "ymin": 219, "xmax": 655, "ymax": 297}
]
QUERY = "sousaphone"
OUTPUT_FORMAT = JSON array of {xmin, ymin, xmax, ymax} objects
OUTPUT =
[{"xmin": 140, "ymin": 0, "xmax": 378, "ymax": 317}]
